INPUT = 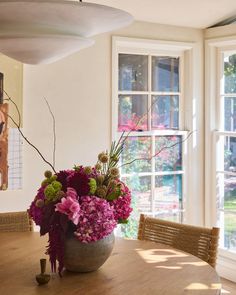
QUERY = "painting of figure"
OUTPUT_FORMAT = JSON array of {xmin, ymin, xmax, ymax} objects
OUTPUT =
[
  {"xmin": 0, "ymin": 100, "xmax": 8, "ymax": 190},
  {"xmin": 0, "ymin": 55, "xmax": 23, "ymax": 190}
]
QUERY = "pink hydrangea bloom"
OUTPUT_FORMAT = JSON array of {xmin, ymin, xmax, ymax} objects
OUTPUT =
[
  {"xmin": 55, "ymin": 188, "xmax": 81, "ymax": 225},
  {"xmin": 111, "ymin": 182, "xmax": 132, "ymax": 221},
  {"xmin": 74, "ymin": 196, "xmax": 116, "ymax": 243}
]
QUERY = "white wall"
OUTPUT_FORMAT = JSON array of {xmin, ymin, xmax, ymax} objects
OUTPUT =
[
  {"xmin": 0, "ymin": 21, "xmax": 204, "ymax": 224},
  {"xmin": 204, "ymin": 23, "xmax": 236, "ymax": 39}
]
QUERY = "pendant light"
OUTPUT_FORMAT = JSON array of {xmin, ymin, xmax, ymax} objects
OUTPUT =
[{"xmin": 0, "ymin": 0, "xmax": 133, "ymax": 64}]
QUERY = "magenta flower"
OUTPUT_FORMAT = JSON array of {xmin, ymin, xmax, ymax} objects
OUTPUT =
[
  {"xmin": 56, "ymin": 170, "xmax": 72, "ymax": 191},
  {"xmin": 111, "ymin": 182, "xmax": 132, "ymax": 221},
  {"xmin": 74, "ymin": 196, "xmax": 116, "ymax": 243},
  {"xmin": 55, "ymin": 188, "xmax": 81, "ymax": 225},
  {"xmin": 29, "ymin": 186, "xmax": 45, "ymax": 226},
  {"xmin": 67, "ymin": 171, "xmax": 90, "ymax": 196}
]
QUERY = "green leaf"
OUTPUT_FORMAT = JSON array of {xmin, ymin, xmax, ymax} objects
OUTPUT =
[
  {"xmin": 118, "ymin": 219, "xmax": 129, "ymax": 224},
  {"xmin": 106, "ymin": 188, "xmax": 121, "ymax": 201}
]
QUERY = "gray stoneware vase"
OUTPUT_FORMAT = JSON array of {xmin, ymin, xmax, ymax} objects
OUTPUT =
[{"xmin": 64, "ymin": 232, "xmax": 115, "ymax": 272}]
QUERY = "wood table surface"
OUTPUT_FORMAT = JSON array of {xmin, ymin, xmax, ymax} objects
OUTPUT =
[{"xmin": 0, "ymin": 232, "xmax": 221, "ymax": 295}]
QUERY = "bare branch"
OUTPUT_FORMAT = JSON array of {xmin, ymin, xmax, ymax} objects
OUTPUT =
[
  {"xmin": 3, "ymin": 93, "xmax": 56, "ymax": 173},
  {"xmin": 119, "ymin": 131, "xmax": 194, "ymax": 168},
  {"xmin": 44, "ymin": 98, "xmax": 56, "ymax": 169}
]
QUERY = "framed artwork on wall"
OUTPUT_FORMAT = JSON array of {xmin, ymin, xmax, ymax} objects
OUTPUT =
[{"xmin": 0, "ymin": 55, "xmax": 23, "ymax": 190}]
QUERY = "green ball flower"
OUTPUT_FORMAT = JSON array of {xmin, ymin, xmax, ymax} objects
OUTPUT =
[
  {"xmin": 95, "ymin": 163, "xmax": 102, "ymax": 171},
  {"xmin": 44, "ymin": 185, "xmax": 56, "ymax": 201},
  {"xmin": 110, "ymin": 167, "xmax": 119, "ymax": 177},
  {"xmin": 50, "ymin": 175, "xmax": 57, "ymax": 182},
  {"xmin": 96, "ymin": 187, "xmax": 107, "ymax": 198},
  {"xmin": 44, "ymin": 170, "xmax": 52, "ymax": 179},
  {"xmin": 84, "ymin": 166, "xmax": 92, "ymax": 175},
  {"xmin": 89, "ymin": 178, "xmax": 97, "ymax": 195},
  {"xmin": 98, "ymin": 152, "xmax": 108, "ymax": 163},
  {"xmin": 51, "ymin": 181, "xmax": 62, "ymax": 191}
]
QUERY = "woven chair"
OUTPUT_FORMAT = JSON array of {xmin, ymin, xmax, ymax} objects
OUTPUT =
[
  {"xmin": 0, "ymin": 211, "xmax": 33, "ymax": 232},
  {"xmin": 138, "ymin": 214, "xmax": 220, "ymax": 268}
]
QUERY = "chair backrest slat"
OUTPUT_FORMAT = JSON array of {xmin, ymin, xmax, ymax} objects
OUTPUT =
[
  {"xmin": 0, "ymin": 211, "xmax": 33, "ymax": 232},
  {"xmin": 138, "ymin": 214, "xmax": 219, "ymax": 268}
]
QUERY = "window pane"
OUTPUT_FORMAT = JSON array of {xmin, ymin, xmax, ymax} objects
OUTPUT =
[
  {"xmin": 155, "ymin": 136, "xmax": 182, "ymax": 172},
  {"xmin": 120, "ymin": 175, "xmax": 151, "ymax": 238},
  {"xmin": 217, "ymin": 173, "xmax": 236, "ymax": 211},
  {"xmin": 154, "ymin": 175, "xmax": 182, "ymax": 221},
  {"xmin": 224, "ymin": 97, "xmax": 236, "ymax": 131},
  {"xmin": 224, "ymin": 175, "xmax": 236, "ymax": 211},
  {"xmin": 119, "ymin": 54, "xmax": 148, "ymax": 91},
  {"xmin": 118, "ymin": 95, "xmax": 148, "ymax": 131},
  {"xmin": 224, "ymin": 53, "xmax": 236, "ymax": 94},
  {"xmin": 152, "ymin": 56, "xmax": 179, "ymax": 92},
  {"xmin": 152, "ymin": 95, "xmax": 179, "ymax": 129},
  {"xmin": 123, "ymin": 175, "xmax": 152, "ymax": 213},
  {"xmin": 224, "ymin": 136, "xmax": 236, "ymax": 172},
  {"xmin": 120, "ymin": 136, "xmax": 151, "ymax": 174},
  {"xmin": 218, "ymin": 211, "xmax": 236, "ymax": 251},
  {"xmin": 153, "ymin": 212, "xmax": 181, "ymax": 223}
]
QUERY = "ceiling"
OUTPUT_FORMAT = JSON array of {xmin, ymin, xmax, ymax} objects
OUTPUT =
[{"xmin": 90, "ymin": 0, "xmax": 236, "ymax": 29}]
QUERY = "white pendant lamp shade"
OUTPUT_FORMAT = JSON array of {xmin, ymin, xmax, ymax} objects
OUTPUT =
[
  {"xmin": 0, "ymin": 35, "xmax": 95, "ymax": 65},
  {"xmin": 0, "ymin": 1, "xmax": 133, "ymax": 64}
]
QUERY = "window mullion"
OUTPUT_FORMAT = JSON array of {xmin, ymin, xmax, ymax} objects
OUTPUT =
[
  {"xmin": 220, "ymin": 93, "xmax": 236, "ymax": 97},
  {"xmin": 148, "ymin": 54, "xmax": 152, "ymax": 131},
  {"xmin": 179, "ymin": 53, "xmax": 184, "ymax": 130},
  {"xmin": 151, "ymin": 134, "xmax": 156, "ymax": 216}
]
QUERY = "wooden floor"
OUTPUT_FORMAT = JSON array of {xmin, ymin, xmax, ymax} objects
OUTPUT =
[{"xmin": 221, "ymin": 278, "xmax": 236, "ymax": 294}]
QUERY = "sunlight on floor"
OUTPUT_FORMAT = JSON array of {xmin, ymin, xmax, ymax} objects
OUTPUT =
[
  {"xmin": 135, "ymin": 248, "xmax": 187, "ymax": 264},
  {"xmin": 155, "ymin": 265, "xmax": 182, "ymax": 270},
  {"xmin": 185, "ymin": 283, "xmax": 222, "ymax": 291},
  {"xmin": 221, "ymin": 288, "xmax": 230, "ymax": 294}
]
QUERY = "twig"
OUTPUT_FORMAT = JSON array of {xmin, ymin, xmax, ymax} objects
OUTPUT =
[
  {"xmin": 119, "ymin": 131, "xmax": 194, "ymax": 168},
  {"xmin": 3, "ymin": 92, "xmax": 56, "ymax": 173},
  {"xmin": 44, "ymin": 98, "xmax": 56, "ymax": 169}
]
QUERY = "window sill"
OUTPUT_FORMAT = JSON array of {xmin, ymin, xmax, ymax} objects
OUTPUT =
[{"xmin": 216, "ymin": 248, "xmax": 236, "ymax": 283}]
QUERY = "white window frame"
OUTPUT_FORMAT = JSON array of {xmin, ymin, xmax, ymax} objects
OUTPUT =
[
  {"xmin": 205, "ymin": 36, "xmax": 236, "ymax": 282},
  {"xmin": 112, "ymin": 36, "xmax": 204, "ymax": 225}
]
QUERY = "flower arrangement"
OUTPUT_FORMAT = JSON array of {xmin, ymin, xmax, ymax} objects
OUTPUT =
[{"xmin": 29, "ymin": 142, "xmax": 132, "ymax": 275}]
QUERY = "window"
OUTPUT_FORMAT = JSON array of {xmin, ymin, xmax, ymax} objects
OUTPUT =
[
  {"xmin": 112, "ymin": 38, "xmax": 192, "ymax": 238},
  {"xmin": 205, "ymin": 37, "xmax": 236, "ymax": 281},
  {"xmin": 216, "ymin": 50, "xmax": 236, "ymax": 253}
]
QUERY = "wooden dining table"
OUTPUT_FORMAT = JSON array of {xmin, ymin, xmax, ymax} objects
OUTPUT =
[{"xmin": 0, "ymin": 232, "xmax": 221, "ymax": 295}]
